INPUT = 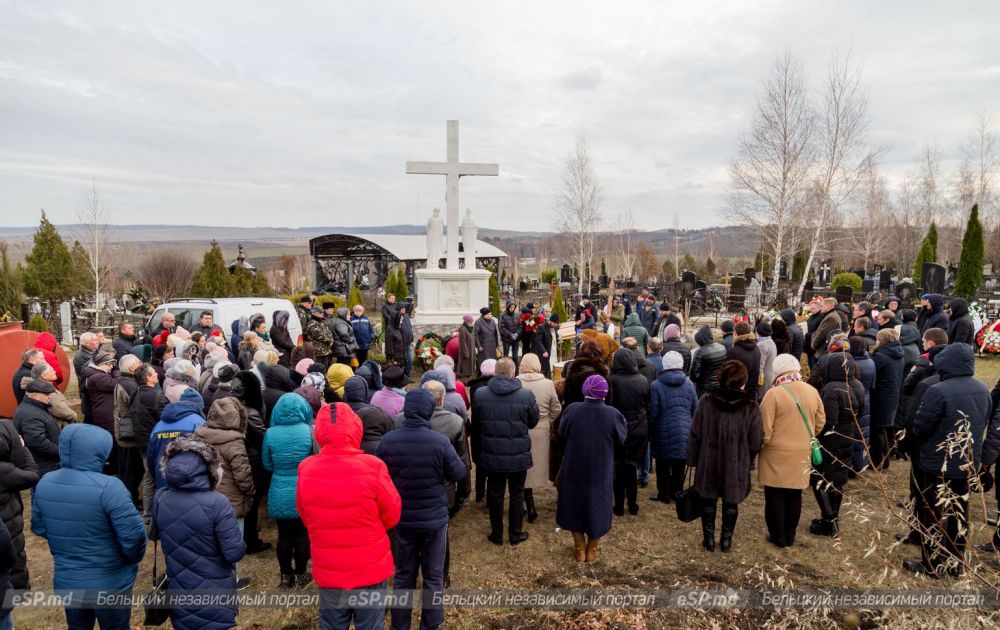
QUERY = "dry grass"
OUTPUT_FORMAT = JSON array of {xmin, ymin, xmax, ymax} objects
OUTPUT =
[{"xmin": 12, "ymin": 356, "xmax": 1000, "ymax": 628}]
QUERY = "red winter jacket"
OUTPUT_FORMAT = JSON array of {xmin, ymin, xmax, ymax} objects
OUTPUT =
[
  {"xmin": 32, "ymin": 332, "xmax": 64, "ymax": 386},
  {"xmin": 296, "ymin": 402, "xmax": 401, "ymax": 589}
]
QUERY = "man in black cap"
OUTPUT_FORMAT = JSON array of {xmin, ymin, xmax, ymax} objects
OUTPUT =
[
  {"xmin": 13, "ymin": 379, "xmax": 60, "ymax": 478},
  {"xmin": 654, "ymin": 302, "xmax": 681, "ymax": 340}
]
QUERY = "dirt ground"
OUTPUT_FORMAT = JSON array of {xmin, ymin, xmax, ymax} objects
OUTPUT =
[{"xmin": 10, "ymin": 358, "xmax": 1000, "ymax": 628}]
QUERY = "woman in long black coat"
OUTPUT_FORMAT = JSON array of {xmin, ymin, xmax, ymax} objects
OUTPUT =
[
  {"xmin": 551, "ymin": 341, "xmax": 610, "ymax": 482},
  {"xmin": 0, "ymin": 419, "xmax": 39, "ymax": 589},
  {"xmin": 556, "ymin": 375, "xmax": 626, "ymax": 563},
  {"xmin": 687, "ymin": 361, "xmax": 763, "ymax": 552},
  {"xmin": 608, "ymin": 349, "xmax": 650, "ymax": 516},
  {"xmin": 870, "ymin": 329, "xmax": 904, "ymax": 470},
  {"xmin": 810, "ymin": 352, "xmax": 864, "ymax": 537}
]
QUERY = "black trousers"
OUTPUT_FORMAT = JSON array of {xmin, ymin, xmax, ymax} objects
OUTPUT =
[
  {"xmin": 764, "ymin": 486, "xmax": 802, "ymax": 547},
  {"xmin": 613, "ymin": 462, "xmax": 638, "ymax": 509},
  {"xmin": 276, "ymin": 518, "xmax": 310, "ymax": 575},
  {"xmin": 655, "ymin": 458, "xmax": 686, "ymax": 501},
  {"xmin": 244, "ymin": 468, "xmax": 272, "ymax": 549},
  {"xmin": 485, "ymin": 470, "xmax": 526, "ymax": 538},
  {"xmin": 475, "ymin": 464, "xmax": 488, "ymax": 501},
  {"xmin": 116, "ymin": 445, "xmax": 145, "ymax": 507},
  {"xmin": 914, "ymin": 467, "xmax": 969, "ymax": 574},
  {"xmin": 355, "ymin": 348, "xmax": 369, "ymax": 364},
  {"xmin": 870, "ymin": 426, "xmax": 893, "ymax": 470}
]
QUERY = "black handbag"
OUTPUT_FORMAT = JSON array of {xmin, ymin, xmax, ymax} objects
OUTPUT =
[
  {"xmin": 674, "ymin": 467, "xmax": 702, "ymax": 523},
  {"xmin": 143, "ymin": 540, "xmax": 170, "ymax": 626}
]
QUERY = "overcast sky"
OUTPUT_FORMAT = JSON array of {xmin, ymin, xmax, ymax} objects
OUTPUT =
[{"xmin": 1, "ymin": 1, "xmax": 997, "ymax": 230}]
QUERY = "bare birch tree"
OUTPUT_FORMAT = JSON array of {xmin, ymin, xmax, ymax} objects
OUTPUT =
[
  {"xmin": 849, "ymin": 158, "xmax": 893, "ymax": 274},
  {"xmin": 613, "ymin": 210, "xmax": 640, "ymax": 281},
  {"xmin": 958, "ymin": 112, "xmax": 999, "ymax": 222},
  {"xmin": 795, "ymin": 52, "xmax": 873, "ymax": 301},
  {"xmin": 75, "ymin": 180, "xmax": 116, "ymax": 326},
  {"xmin": 555, "ymin": 135, "xmax": 602, "ymax": 296},
  {"xmin": 730, "ymin": 50, "xmax": 814, "ymax": 291},
  {"xmin": 672, "ymin": 211, "xmax": 681, "ymax": 281}
]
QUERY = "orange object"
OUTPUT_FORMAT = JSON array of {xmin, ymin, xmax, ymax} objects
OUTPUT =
[{"xmin": 0, "ymin": 322, "xmax": 71, "ymax": 418}]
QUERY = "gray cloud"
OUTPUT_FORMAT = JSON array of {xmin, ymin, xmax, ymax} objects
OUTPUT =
[{"xmin": 0, "ymin": 1, "xmax": 997, "ymax": 231}]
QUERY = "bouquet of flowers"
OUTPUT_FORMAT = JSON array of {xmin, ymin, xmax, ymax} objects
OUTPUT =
[
  {"xmin": 414, "ymin": 332, "xmax": 445, "ymax": 369},
  {"xmin": 732, "ymin": 312, "xmax": 750, "ymax": 325},
  {"xmin": 976, "ymin": 321, "xmax": 1000, "ymax": 355},
  {"xmin": 520, "ymin": 312, "xmax": 544, "ymax": 332}
]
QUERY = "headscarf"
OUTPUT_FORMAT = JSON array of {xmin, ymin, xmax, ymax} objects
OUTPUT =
[
  {"xmin": 301, "ymin": 372, "xmax": 326, "ymax": 392},
  {"xmin": 295, "ymin": 358, "xmax": 315, "ymax": 376},
  {"xmin": 517, "ymin": 354, "xmax": 540, "ymax": 375}
]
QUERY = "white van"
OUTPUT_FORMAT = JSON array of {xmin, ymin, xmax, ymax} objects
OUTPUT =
[{"xmin": 145, "ymin": 298, "xmax": 303, "ymax": 345}]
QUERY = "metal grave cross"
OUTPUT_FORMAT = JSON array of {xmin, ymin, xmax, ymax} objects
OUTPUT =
[{"xmin": 406, "ymin": 120, "xmax": 499, "ymax": 270}]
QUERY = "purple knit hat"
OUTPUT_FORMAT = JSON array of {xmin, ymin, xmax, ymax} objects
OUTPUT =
[
  {"xmin": 463, "ymin": 314, "xmax": 474, "ymax": 325},
  {"xmin": 582, "ymin": 374, "xmax": 609, "ymax": 400}
]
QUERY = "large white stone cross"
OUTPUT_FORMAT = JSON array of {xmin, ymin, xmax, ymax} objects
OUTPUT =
[{"xmin": 406, "ymin": 120, "xmax": 499, "ymax": 270}]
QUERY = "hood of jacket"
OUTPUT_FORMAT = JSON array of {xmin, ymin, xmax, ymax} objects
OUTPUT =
[
  {"xmin": 270, "ymin": 392, "xmax": 313, "ymax": 426},
  {"xmin": 273, "ymin": 310, "xmax": 290, "ymax": 328},
  {"xmin": 419, "ymin": 369, "xmax": 447, "ymax": 389},
  {"xmin": 898, "ymin": 324, "xmax": 921, "ymax": 346},
  {"xmin": 161, "ymin": 434, "xmax": 221, "ymax": 492},
  {"xmin": 58, "ymin": 423, "xmax": 112, "ymax": 473},
  {"xmin": 343, "ymin": 376, "xmax": 369, "ymax": 404},
  {"xmin": 402, "ymin": 388, "xmax": 435, "ymax": 428},
  {"xmin": 337, "ymin": 307, "xmax": 350, "ymax": 320},
  {"xmin": 355, "ymin": 361, "xmax": 382, "ymax": 392},
  {"xmin": 874, "ymin": 340, "xmax": 904, "ymax": 361},
  {"xmin": 694, "ymin": 324, "xmax": 714, "ymax": 347},
  {"xmin": 315, "ymin": 402, "xmax": 364, "ymax": 451},
  {"xmin": 656, "ymin": 369, "xmax": 687, "ymax": 388},
  {"xmin": 780, "ymin": 309, "xmax": 797, "ymax": 327},
  {"xmin": 821, "ymin": 352, "xmax": 857, "ymax": 384},
  {"xmin": 948, "ymin": 298, "xmax": 969, "ymax": 320},
  {"xmin": 611, "ymin": 348, "xmax": 638, "ymax": 375},
  {"xmin": 165, "ymin": 366, "xmax": 197, "ymax": 388},
  {"xmin": 505, "ymin": 301, "xmax": 516, "ymax": 313},
  {"xmin": 265, "ymin": 365, "xmax": 293, "ymax": 392},
  {"xmin": 160, "ymin": 400, "xmax": 205, "ymax": 425},
  {"xmin": 436, "ymin": 365, "xmax": 458, "ymax": 391},
  {"xmin": 326, "ymin": 363, "xmax": 353, "ymax": 394},
  {"xmin": 623, "ymin": 312, "xmax": 643, "ymax": 328},
  {"xmin": 206, "ymin": 396, "xmax": 247, "ymax": 432},
  {"xmin": 34, "ymin": 331, "xmax": 58, "ymax": 352},
  {"xmin": 927, "ymin": 294, "xmax": 944, "ymax": 312},
  {"xmin": 934, "ymin": 343, "xmax": 975, "ymax": 381},
  {"xmin": 487, "ymin": 375, "xmax": 523, "ymax": 396}
]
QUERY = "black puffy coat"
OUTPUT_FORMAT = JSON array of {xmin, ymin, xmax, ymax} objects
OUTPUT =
[
  {"xmin": 912, "ymin": 343, "xmax": 997, "ymax": 478},
  {"xmin": 473, "ymin": 376, "xmax": 539, "ymax": 473},
  {"xmin": 270, "ymin": 310, "xmax": 295, "ymax": 367},
  {"xmin": 13, "ymin": 397, "xmax": 60, "ymax": 477},
  {"xmin": 84, "ymin": 365, "xmax": 120, "ymax": 433},
  {"xmin": 331, "ymin": 310, "xmax": 358, "ymax": 359},
  {"xmin": 690, "ymin": 325, "xmax": 726, "ymax": 396},
  {"xmin": 0, "ymin": 420, "xmax": 38, "ymax": 589},
  {"xmin": 375, "ymin": 390, "xmax": 466, "ymax": 533},
  {"xmin": 11, "ymin": 362, "xmax": 32, "ymax": 406},
  {"xmin": 262, "ymin": 365, "xmax": 293, "ymax": 426},
  {"xmin": 498, "ymin": 304, "xmax": 521, "ymax": 345},
  {"xmin": 815, "ymin": 353, "xmax": 864, "ymax": 485},
  {"xmin": 727, "ymin": 335, "xmax": 762, "ymax": 402},
  {"xmin": 871, "ymin": 341, "xmax": 905, "ymax": 428},
  {"xmin": 344, "ymin": 377, "xmax": 395, "ymax": 455},
  {"xmin": 608, "ymin": 349, "xmax": 650, "ymax": 464},
  {"xmin": 947, "ymin": 299, "xmax": 977, "ymax": 348},
  {"xmin": 921, "ymin": 294, "xmax": 950, "ymax": 334},
  {"xmin": 132, "ymin": 384, "xmax": 169, "ymax": 455},
  {"xmin": 781, "ymin": 309, "xmax": 804, "ymax": 360},
  {"xmin": 0, "ymin": 518, "xmax": 14, "ymax": 618}
]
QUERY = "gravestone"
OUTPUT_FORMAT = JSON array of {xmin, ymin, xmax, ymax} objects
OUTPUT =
[
  {"xmin": 836, "ymin": 285, "xmax": 854, "ymax": 304},
  {"xmin": 862, "ymin": 279, "xmax": 874, "ymax": 293},
  {"xmin": 681, "ymin": 271, "xmax": 697, "ymax": 295},
  {"xmin": 728, "ymin": 276, "xmax": 746, "ymax": 312},
  {"xmin": 818, "ymin": 260, "xmax": 833, "ymax": 285},
  {"xmin": 744, "ymin": 267, "xmax": 755, "ymax": 283},
  {"xmin": 599, "ymin": 275, "xmax": 609, "ymax": 289},
  {"xmin": 560, "ymin": 264, "xmax": 573, "ymax": 283},
  {"xmin": 779, "ymin": 259, "xmax": 789, "ymax": 281},
  {"xmin": 879, "ymin": 269, "xmax": 892, "ymax": 289},
  {"xmin": 695, "ymin": 279, "xmax": 708, "ymax": 293},
  {"xmin": 895, "ymin": 282, "xmax": 915, "ymax": 308},
  {"xmin": 922, "ymin": 263, "xmax": 947, "ymax": 295},
  {"xmin": 984, "ymin": 263, "xmax": 993, "ymax": 278}
]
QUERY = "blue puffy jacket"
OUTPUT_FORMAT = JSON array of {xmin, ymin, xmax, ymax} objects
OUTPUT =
[
  {"xmin": 31, "ymin": 424, "xmax": 146, "ymax": 591},
  {"xmin": 375, "ymin": 390, "xmax": 466, "ymax": 533},
  {"xmin": 262, "ymin": 393, "xmax": 315, "ymax": 520},
  {"xmin": 913, "ymin": 343, "xmax": 997, "ymax": 478},
  {"xmin": 351, "ymin": 315, "xmax": 375, "ymax": 350},
  {"xmin": 153, "ymin": 434, "xmax": 246, "ymax": 630},
  {"xmin": 148, "ymin": 401, "xmax": 207, "ymax": 489},
  {"xmin": 648, "ymin": 369, "xmax": 699, "ymax": 460}
]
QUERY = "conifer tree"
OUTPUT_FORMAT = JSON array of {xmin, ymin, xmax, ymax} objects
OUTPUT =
[
  {"xmin": 190, "ymin": 240, "xmax": 233, "ymax": 297},
  {"xmin": 22, "ymin": 211, "xmax": 75, "ymax": 311},
  {"xmin": 489, "ymin": 272, "xmax": 501, "ymax": 316},
  {"xmin": 394, "ymin": 267, "xmax": 409, "ymax": 302},
  {"xmin": 0, "ymin": 242, "xmax": 24, "ymax": 316},
  {"xmin": 955, "ymin": 205, "xmax": 984, "ymax": 298},
  {"xmin": 348, "ymin": 283, "xmax": 364, "ymax": 310}
]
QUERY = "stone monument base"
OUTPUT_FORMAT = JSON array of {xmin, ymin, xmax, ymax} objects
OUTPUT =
[{"xmin": 413, "ymin": 268, "xmax": 492, "ymax": 332}]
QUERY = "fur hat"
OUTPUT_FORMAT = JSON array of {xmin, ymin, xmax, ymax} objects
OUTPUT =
[
  {"xmin": 160, "ymin": 434, "xmax": 222, "ymax": 491},
  {"xmin": 479, "ymin": 307, "xmax": 491, "ymax": 316}
]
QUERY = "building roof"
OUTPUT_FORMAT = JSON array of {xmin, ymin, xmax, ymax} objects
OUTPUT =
[{"xmin": 309, "ymin": 233, "xmax": 506, "ymax": 261}]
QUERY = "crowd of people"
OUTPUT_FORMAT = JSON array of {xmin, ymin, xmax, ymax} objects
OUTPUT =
[{"xmin": 3, "ymin": 288, "xmax": 1000, "ymax": 629}]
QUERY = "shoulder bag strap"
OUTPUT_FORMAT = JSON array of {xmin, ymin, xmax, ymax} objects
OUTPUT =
[{"xmin": 780, "ymin": 384, "xmax": 813, "ymax": 439}]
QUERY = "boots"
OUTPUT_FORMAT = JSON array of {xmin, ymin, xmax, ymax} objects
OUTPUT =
[
  {"xmin": 524, "ymin": 489, "xmax": 538, "ymax": 524},
  {"xmin": 279, "ymin": 574, "xmax": 294, "ymax": 589},
  {"xmin": 572, "ymin": 532, "xmax": 587, "ymax": 562},
  {"xmin": 701, "ymin": 502, "xmax": 717, "ymax": 552},
  {"xmin": 719, "ymin": 505, "xmax": 738, "ymax": 552},
  {"xmin": 585, "ymin": 537, "xmax": 599, "ymax": 563}
]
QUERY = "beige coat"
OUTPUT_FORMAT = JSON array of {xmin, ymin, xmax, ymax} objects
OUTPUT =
[
  {"xmin": 758, "ymin": 380, "xmax": 826, "ymax": 489},
  {"xmin": 519, "ymin": 360, "xmax": 562, "ymax": 489}
]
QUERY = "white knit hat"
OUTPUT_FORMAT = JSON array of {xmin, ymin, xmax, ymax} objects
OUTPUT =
[
  {"xmin": 663, "ymin": 351, "xmax": 684, "ymax": 371},
  {"xmin": 772, "ymin": 354, "xmax": 801, "ymax": 379}
]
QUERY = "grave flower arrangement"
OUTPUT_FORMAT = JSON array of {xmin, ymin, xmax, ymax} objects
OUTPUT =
[
  {"xmin": 976, "ymin": 320, "xmax": 1000, "ymax": 355},
  {"xmin": 415, "ymin": 332, "xmax": 446, "ymax": 369},
  {"xmin": 520, "ymin": 312, "xmax": 544, "ymax": 332}
]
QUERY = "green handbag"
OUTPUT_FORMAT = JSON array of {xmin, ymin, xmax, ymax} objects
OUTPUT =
[{"xmin": 781, "ymin": 384, "xmax": 822, "ymax": 466}]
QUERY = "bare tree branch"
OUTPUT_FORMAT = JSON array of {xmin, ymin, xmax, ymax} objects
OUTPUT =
[
  {"xmin": 74, "ymin": 179, "xmax": 116, "ymax": 325},
  {"xmin": 554, "ymin": 135, "xmax": 603, "ymax": 296}
]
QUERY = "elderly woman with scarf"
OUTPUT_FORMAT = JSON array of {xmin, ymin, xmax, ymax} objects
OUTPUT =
[
  {"xmin": 758, "ymin": 354, "xmax": 826, "ymax": 548},
  {"xmin": 457, "ymin": 314, "xmax": 477, "ymax": 380},
  {"xmin": 555, "ymin": 375, "xmax": 627, "ymax": 562}
]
